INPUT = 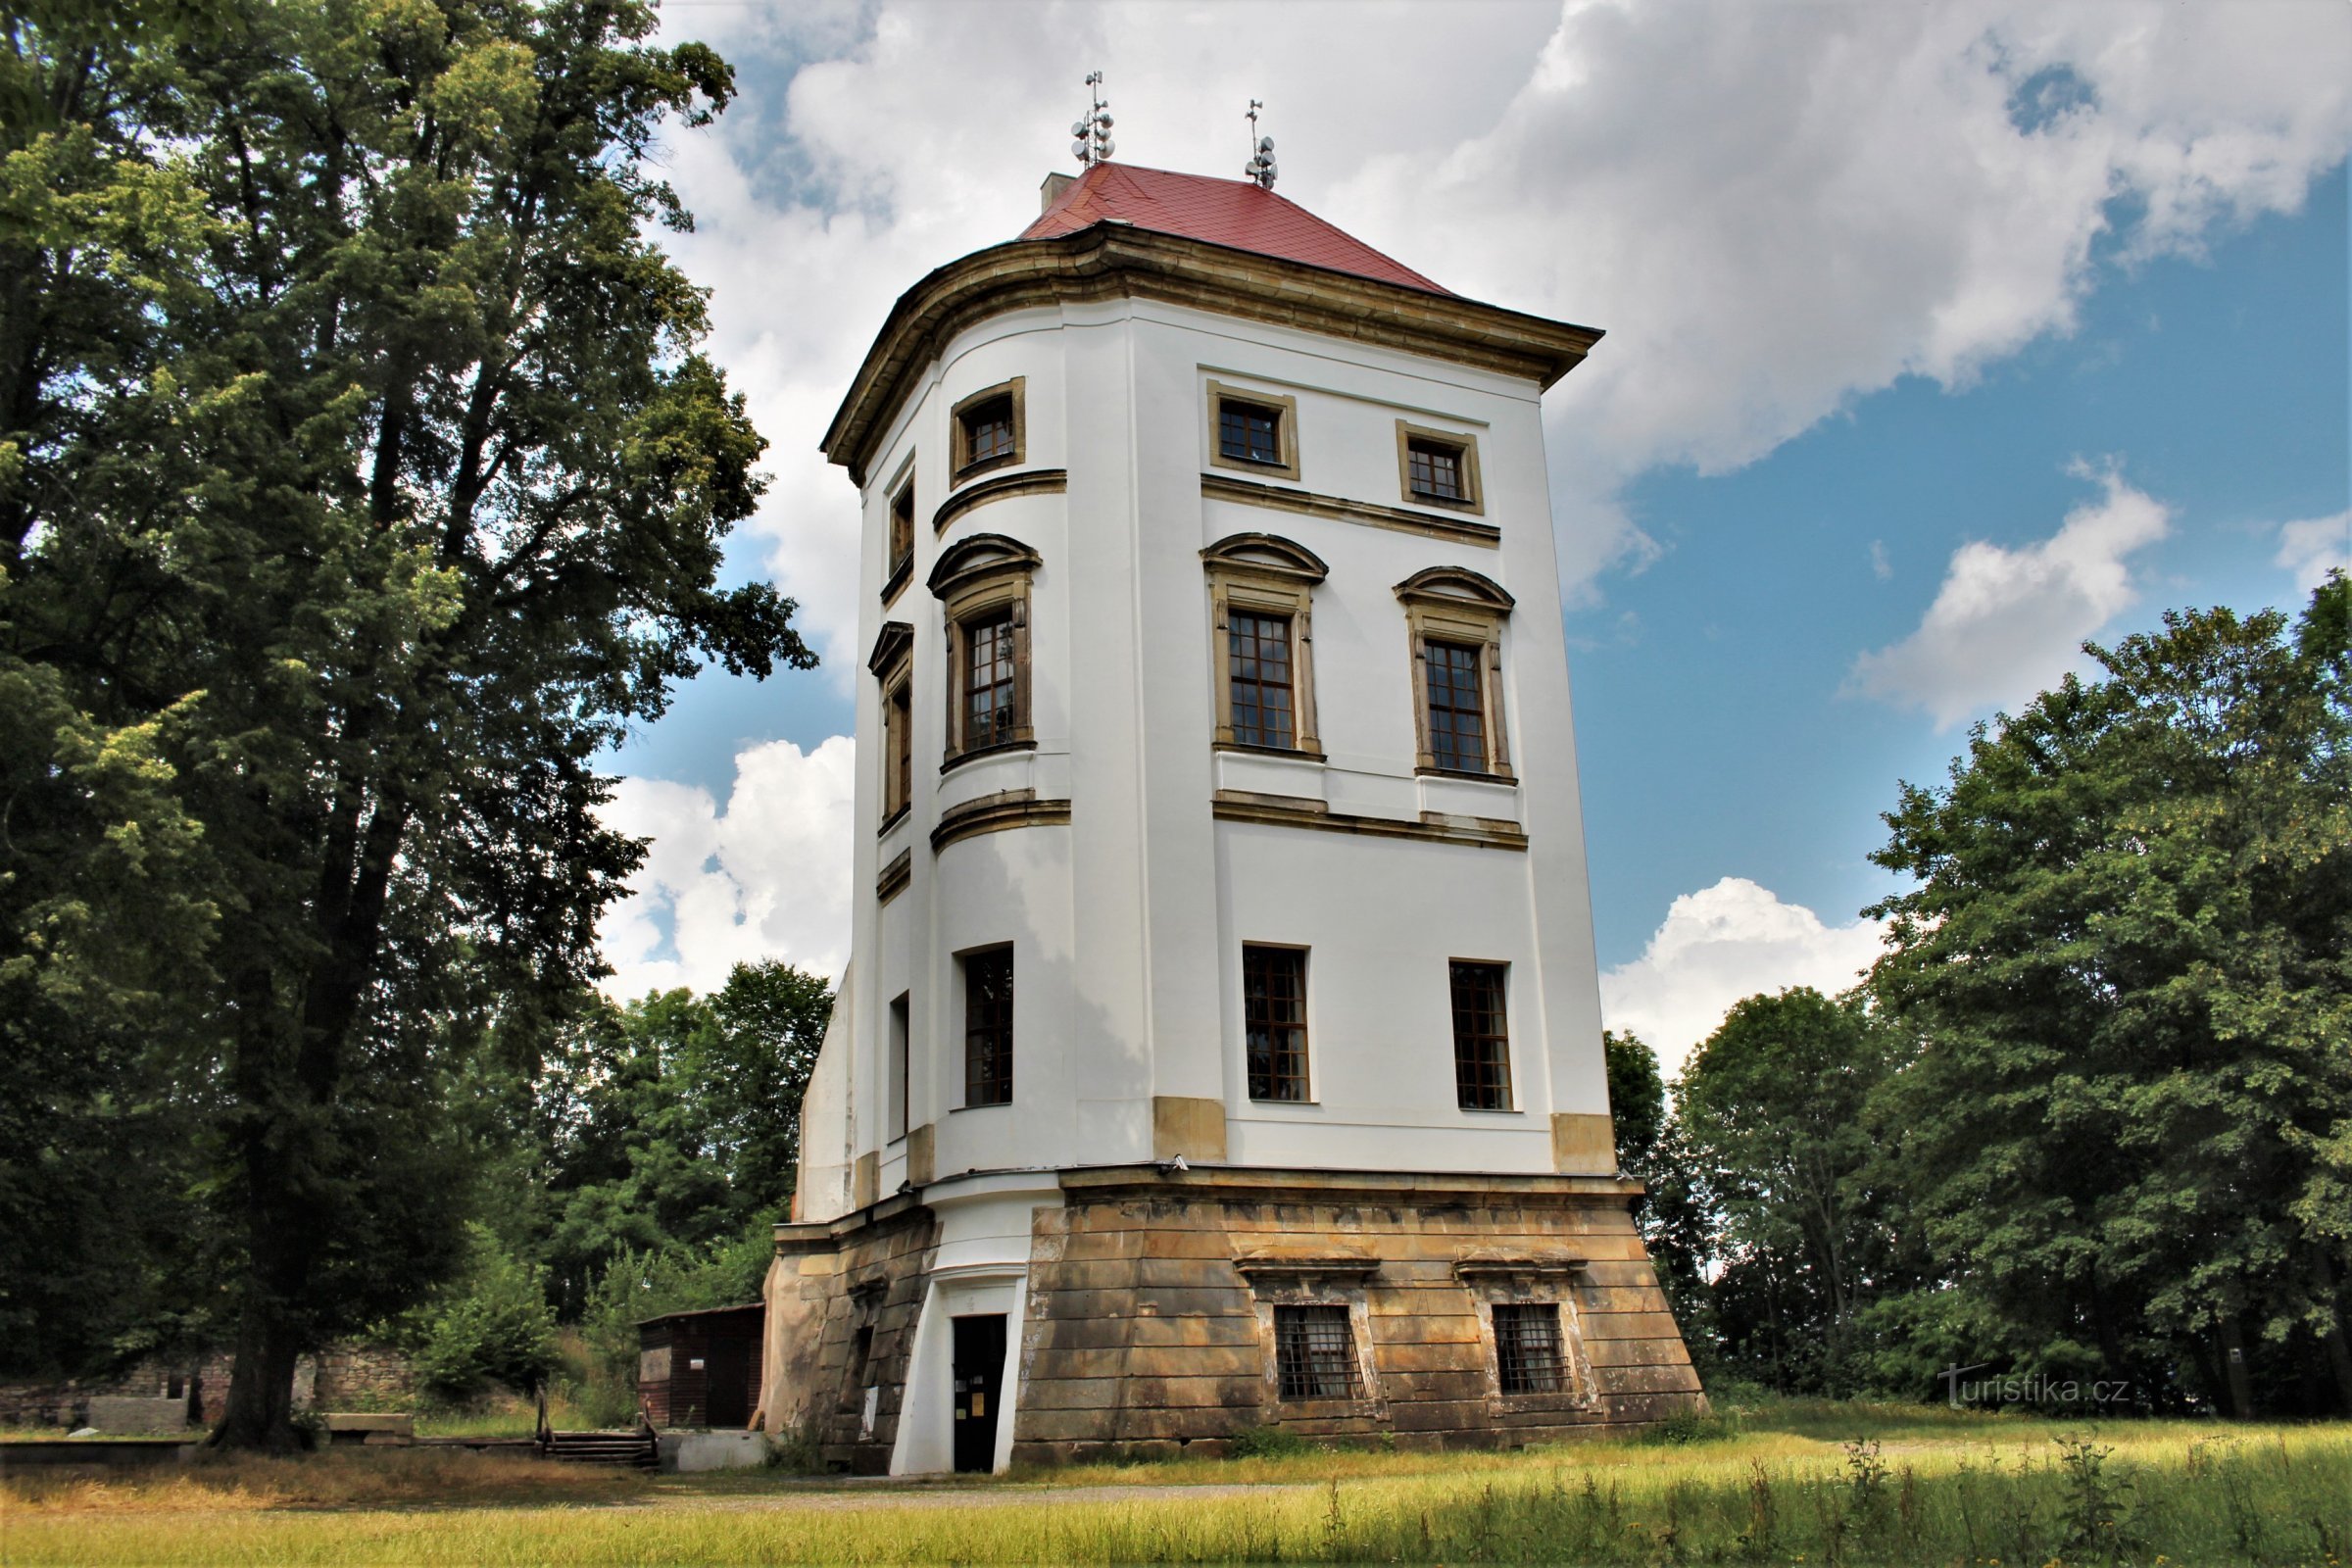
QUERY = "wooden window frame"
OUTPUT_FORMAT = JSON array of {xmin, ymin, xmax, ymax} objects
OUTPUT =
[
  {"xmin": 930, "ymin": 534, "xmax": 1041, "ymax": 768},
  {"xmin": 1448, "ymin": 959, "xmax": 1514, "ymax": 1111},
  {"xmin": 1396, "ymin": 566, "xmax": 1515, "ymax": 781},
  {"xmin": 1206, "ymin": 380, "xmax": 1301, "ymax": 482},
  {"xmin": 883, "ymin": 462, "xmax": 917, "ymax": 605},
  {"xmin": 949, "ymin": 377, "xmax": 1025, "ymax": 483},
  {"xmin": 1202, "ymin": 533, "xmax": 1327, "ymax": 759},
  {"xmin": 887, "ymin": 992, "xmax": 911, "ymax": 1143},
  {"xmin": 1395, "ymin": 420, "xmax": 1484, "ymax": 514},
  {"xmin": 868, "ymin": 621, "xmax": 915, "ymax": 832},
  {"xmin": 1242, "ymin": 943, "xmax": 1311, "ymax": 1103},
  {"xmin": 959, "ymin": 945, "xmax": 1014, "ymax": 1108}
]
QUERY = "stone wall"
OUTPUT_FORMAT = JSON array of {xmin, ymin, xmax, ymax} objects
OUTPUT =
[
  {"xmin": 759, "ymin": 1164, "xmax": 1704, "ymax": 1470},
  {"xmin": 0, "ymin": 1342, "xmax": 415, "ymax": 1431}
]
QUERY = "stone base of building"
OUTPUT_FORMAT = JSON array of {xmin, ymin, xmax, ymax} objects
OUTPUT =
[{"xmin": 760, "ymin": 1163, "xmax": 1703, "ymax": 1473}]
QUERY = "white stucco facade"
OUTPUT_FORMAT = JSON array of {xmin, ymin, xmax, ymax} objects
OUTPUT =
[{"xmin": 761, "ymin": 174, "xmax": 1666, "ymax": 1473}]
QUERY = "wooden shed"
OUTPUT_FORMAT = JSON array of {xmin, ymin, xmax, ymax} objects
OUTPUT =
[{"xmin": 636, "ymin": 1302, "xmax": 764, "ymax": 1430}]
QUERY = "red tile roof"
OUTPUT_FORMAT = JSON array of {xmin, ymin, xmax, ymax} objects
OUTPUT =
[{"xmin": 1020, "ymin": 163, "xmax": 1452, "ymax": 296}]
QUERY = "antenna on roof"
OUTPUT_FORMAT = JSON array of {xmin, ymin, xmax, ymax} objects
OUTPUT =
[
  {"xmin": 1244, "ymin": 99, "xmax": 1276, "ymax": 191},
  {"xmin": 1071, "ymin": 72, "xmax": 1114, "ymax": 167}
]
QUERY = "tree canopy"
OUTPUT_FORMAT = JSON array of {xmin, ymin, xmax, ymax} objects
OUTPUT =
[{"xmin": 0, "ymin": 0, "xmax": 810, "ymax": 1445}]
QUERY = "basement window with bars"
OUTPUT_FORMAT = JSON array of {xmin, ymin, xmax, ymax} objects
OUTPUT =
[
  {"xmin": 1492, "ymin": 1302, "xmax": 1566, "ymax": 1395},
  {"xmin": 1273, "ymin": 1304, "xmax": 1360, "ymax": 1400}
]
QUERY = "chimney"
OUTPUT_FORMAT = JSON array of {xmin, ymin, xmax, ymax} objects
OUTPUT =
[{"xmin": 1040, "ymin": 172, "xmax": 1075, "ymax": 214}]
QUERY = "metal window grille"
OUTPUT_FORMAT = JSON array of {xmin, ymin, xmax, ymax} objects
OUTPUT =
[
  {"xmin": 1274, "ymin": 1304, "xmax": 1359, "ymax": 1399},
  {"xmin": 1407, "ymin": 439, "xmax": 1463, "ymax": 501},
  {"xmin": 962, "ymin": 398, "xmax": 1014, "ymax": 466},
  {"xmin": 1450, "ymin": 960, "xmax": 1512, "ymax": 1110},
  {"xmin": 889, "ymin": 482, "xmax": 915, "ymax": 572},
  {"xmin": 1244, "ymin": 946, "xmax": 1309, "ymax": 1102},
  {"xmin": 962, "ymin": 610, "xmax": 1018, "ymax": 749},
  {"xmin": 1228, "ymin": 612, "xmax": 1296, "ymax": 748},
  {"xmin": 1493, "ymin": 1303, "xmax": 1565, "ymax": 1395},
  {"xmin": 1425, "ymin": 640, "xmax": 1487, "ymax": 772},
  {"xmin": 1219, "ymin": 401, "xmax": 1283, "ymax": 465},
  {"xmin": 963, "ymin": 949, "xmax": 1014, "ymax": 1105}
]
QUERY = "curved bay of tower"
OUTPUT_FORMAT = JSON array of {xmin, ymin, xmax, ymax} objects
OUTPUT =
[{"xmin": 843, "ymin": 294, "xmax": 1606, "ymax": 1196}]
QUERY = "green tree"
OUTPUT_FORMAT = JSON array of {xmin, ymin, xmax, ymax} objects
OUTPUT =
[
  {"xmin": 1673, "ymin": 988, "xmax": 1908, "ymax": 1393},
  {"xmin": 1868, "ymin": 580, "xmax": 2352, "ymax": 1415},
  {"xmin": 398, "ymin": 1222, "xmax": 560, "ymax": 1401},
  {"xmin": 704, "ymin": 959, "xmax": 832, "ymax": 1205},
  {"xmin": 0, "ymin": 0, "xmax": 811, "ymax": 1446},
  {"xmin": 1603, "ymin": 1029, "xmax": 1667, "ymax": 1178}
]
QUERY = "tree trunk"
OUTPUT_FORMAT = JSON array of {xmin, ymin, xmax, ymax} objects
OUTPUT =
[
  {"xmin": 2309, "ymin": 1250, "xmax": 2352, "ymax": 1415},
  {"xmin": 209, "ymin": 1292, "xmax": 306, "ymax": 1449}
]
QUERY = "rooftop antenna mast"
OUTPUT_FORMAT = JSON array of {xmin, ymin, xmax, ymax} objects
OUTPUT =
[
  {"xmin": 1072, "ymin": 72, "xmax": 1114, "ymax": 167},
  {"xmin": 1244, "ymin": 99, "xmax": 1276, "ymax": 190}
]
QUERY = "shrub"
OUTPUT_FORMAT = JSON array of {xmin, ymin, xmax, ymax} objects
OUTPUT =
[
  {"xmin": 1226, "ymin": 1424, "xmax": 1311, "ymax": 1460},
  {"xmin": 396, "ymin": 1225, "xmax": 560, "ymax": 1401}
]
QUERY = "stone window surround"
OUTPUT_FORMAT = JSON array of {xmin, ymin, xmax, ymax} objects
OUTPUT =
[
  {"xmin": 1395, "ymin": 419, "xmax": 1485, "ymax": 515},
  {"xmin": 930, "ymin": 533, "xmax": 1041, "ymax": 769},
  {"xmin": 1396, "ymin": 566, "xmax": 1516, "ymax": 782},
  {"xmin": 868, "ymin": 620, "xmax": 914, "ymax": 833},
  {"xmin": 1453, "ymin": 1258, "xmax": 1599, "ymax": 1416},
  {"xmin": 1202, "ymin": 532, "xmax": 1329, "ymax": 760},
  {"xmin": 949, "ymin": 376, "xmax": 1026, "ymax": 483},
  {"xmin": 1236, "ymin": 1256, "xmax": 1388, "ymax": 1421},
  {"xmin": 1205, "ymin": 379, "xmax": 1302, "ymax": 483}
]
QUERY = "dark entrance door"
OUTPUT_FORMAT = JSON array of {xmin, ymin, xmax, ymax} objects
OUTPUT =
[
  {"xmin": 703, "ymin": 1333, "xmax": 751, "ymax": 1429},
  {"xmin": 950, "ymin": 1313, "xmax": 1006, "ymax": 1474}
]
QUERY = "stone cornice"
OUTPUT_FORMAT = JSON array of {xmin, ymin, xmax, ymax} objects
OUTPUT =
[
  {"xmin": 823, "ymin": 225, "xmax": 1604, "ymax": 486},
  {"xmin": 1212, "ymin": 789, "xmax": 1528, "ymax": 852},
  {"xmin": 932, "ymin": 466, "xmax": 1067, "ymax": 535},
  {"xmin": 930, "ymin": 789, "xmax": 1072, "ymax": 853},
  {"xmin": 1201, "ymin": 472, "xmax": 1501, "ymax": 550}
]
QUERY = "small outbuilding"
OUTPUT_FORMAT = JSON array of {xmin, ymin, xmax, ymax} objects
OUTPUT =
[{"xmin": 637, "ymin": 1303, "xmax": 764, "ymax": 1430}]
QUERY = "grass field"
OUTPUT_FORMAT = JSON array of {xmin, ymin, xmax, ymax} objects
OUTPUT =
[{"xmin": 6, "ymin": 1402, "xmax": 2349, "ymax": 1565}]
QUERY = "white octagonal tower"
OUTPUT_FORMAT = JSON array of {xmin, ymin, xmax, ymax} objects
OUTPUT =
[{"xmin": 759, "ymin": 162, "xmax": 1701, "ymax": 1473}]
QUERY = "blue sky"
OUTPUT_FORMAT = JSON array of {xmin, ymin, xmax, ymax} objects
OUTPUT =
[{"xmin": 599, "ymin": 2, "xmax": 2350, "ymax": 1064}]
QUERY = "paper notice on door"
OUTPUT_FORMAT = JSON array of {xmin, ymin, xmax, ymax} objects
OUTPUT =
[
  {"xmin": 970, "ymin": 1392, "xmax": 985, "ymax": 1418},
  {"xmin": 860, "ymin": 1385, "xmax": 879, "ymax": 1439}
]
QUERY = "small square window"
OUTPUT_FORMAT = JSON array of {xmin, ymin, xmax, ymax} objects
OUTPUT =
[
  {"xmin": 961, "ymin": 397, "xmax": 1014, "ymax": 466},
  {"xmin": 1493, "ymin": 1302, "xmax": 1565, "ymax": 1395},
  {"xmin": 1395, "ymin": 421, "xmax": 1482, "ymax": 513},
  {"xmin": 1450, "ymin": 960, "xmax": 1511, "ymax": 1110},
  {"xmin": 950, "ymin": 379, "xmax": 1025, "ymax": 479},
  {"xmin": 1207, "ymin": 382, "xmax": 1300, "ymax": 480},
  {"xmin": 1406, "ymin": 438, "xmax": 1464, "ymax": 502},
  {"xmin": 1219, "ymin": 400, "xmax": 1285, "ymax": 466},
  {"xmin": 1274, "ymin": 1304, "xmax": 1359, "ymax": 1399},
  {"xmin": 963, "ymin": 949, "xmax": 1013, "ymax": 1107},
  {"xmin": 1243, "ymin": 945, "xmax": 1309, "ymax": 1102}
]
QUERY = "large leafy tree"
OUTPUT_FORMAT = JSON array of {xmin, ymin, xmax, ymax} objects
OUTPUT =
[
  {"xmin": 0, "ymin": 0, "xmax": 810, "ymax": 1446},
  {"xmin": 1868, "ymin": 580, "xmax": 2352, "ymax": 1415},
  {"xmin": 1670, "ymin": 988, "xmax": 1912, "ymax": 1393}
]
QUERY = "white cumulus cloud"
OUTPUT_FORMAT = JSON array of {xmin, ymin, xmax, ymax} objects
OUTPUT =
[
  {"xmin": 596, "ymin": 737, "xmax": 858, "ymax": 999},
  {"xmin": 2277, "ymin": 511, "xmax": 2351, "ymax": 594},
  {"xmin": 1848, "ymin": 462, "xmax": 2171, "ymax": 727},
  {"xmin": 1599, "ymin": 877, "xmax": 1886, "ymax": 1079}
]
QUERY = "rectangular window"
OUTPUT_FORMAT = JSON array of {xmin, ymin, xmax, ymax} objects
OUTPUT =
[
  {"xmin": 888, "ymin": 993, "xmax": 910, "ymax": 1141},
  {"xmin": 962, "ymin": 948, "xmax": 1013, "ymax": 1107},
  {"xmin": 1227, "ymin": 612, "xmax": 1296, "ymax": 749},
  {"xmin": 888, "ymin": 478, "xmax": 915, "ymax": 579},
  {"xmin": 883, "ymin": 678, "xmax": 912, "ymax": 819},
  {"xmin": 1273, "ymin": 1304, "xmax": 1360, "ymax": 1399},
  {"xmin": 1424, "ymin": 639, "xmax": 1488, "ymax": 773},
  {"xmin": 1493, "ymin": 1302, "xmax": 1565, "ymax": 1395},
  {"xmin": 1243, "ymin": 945, "xmax": 1309, "ymax": 1102},
  {"xmin": 1406, "ymin": 437, "xmax": 1464, "ymax": 502},
  {"xmin": 961, "ymin": 609, "xmax": 1018, "ymax": 751},
  {"xmin": 1218, "ymin": 400, "xmax": 1284, "ymax": 466},
  {"xmin": 960, "ymin": 395, "xmax": 1015, "ymax": 468},
  {"xmin": 1450, "ymin": 960, "xmax": 1512, "ymax": 1110}
]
